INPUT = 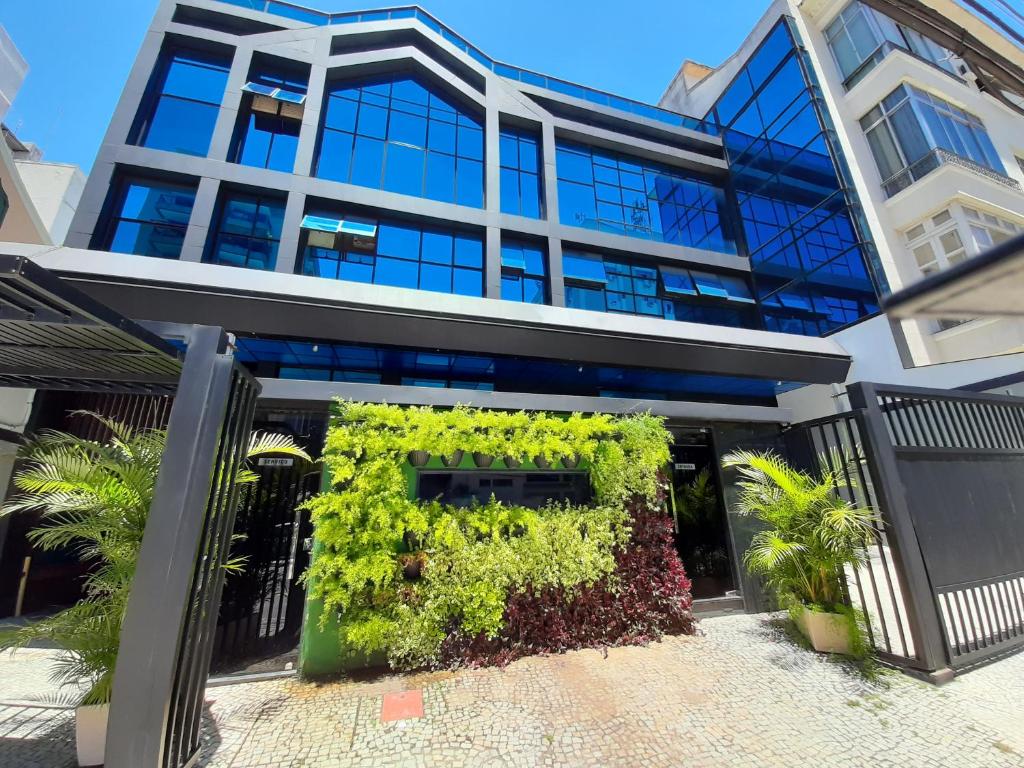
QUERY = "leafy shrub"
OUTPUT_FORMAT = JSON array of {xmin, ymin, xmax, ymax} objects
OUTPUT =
[
  {"xmin": 302, "ymin": 401, "xmax": 686, "ymax": 672},
  {"xmin": 438, "ymin": 498, "xmax": 696, "ymax": 668}
]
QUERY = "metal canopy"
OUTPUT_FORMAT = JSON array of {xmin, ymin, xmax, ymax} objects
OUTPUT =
[
  {"xmin": 883, "ymin": 232, "xmax": 1024, "ymax": 320},
  {"xmin": 0, "ymin": 255, "xmax": 183, "ymax": 392}
]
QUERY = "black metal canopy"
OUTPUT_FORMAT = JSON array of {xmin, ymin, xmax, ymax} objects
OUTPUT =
[
  {"xmin": 0, "ymin": 254, "xmax": 183, "ymax": 393},
  {"xmin": 882, "ymin": 231, "xmax": 1024, "ymax": 320}
]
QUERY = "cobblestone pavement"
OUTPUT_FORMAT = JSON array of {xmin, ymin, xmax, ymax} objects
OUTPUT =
[{"xmin": 2, "ymin": 615, "xmax": 1023, "ymax": 767}]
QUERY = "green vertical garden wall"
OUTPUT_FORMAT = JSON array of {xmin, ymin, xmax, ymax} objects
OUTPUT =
[{"xmin": 297, "ymin": 402, "xmax": 694, "ymax": 677}]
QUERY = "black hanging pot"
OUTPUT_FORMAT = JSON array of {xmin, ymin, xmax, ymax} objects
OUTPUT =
[
  {"xmin": 472, "ymin": 452, "xmax": 495, "ymax": 468},
  {"xmin": 503, "ymin": 456, "xmax": 522, "ymax": 469},
  {"xmin": 533, "ymin": 455, "xmax": 557, "ymax": 470},
  {"xmin": 407, "ymin": 450, "xmax": 431, "ymax": 467},
  {"xmin": 440, "ymin": 449, "xmax": 464, "ymax": 467},
  {"xmin": 561, "ymin": 454, "xmax": 581, "ymax": 469}
]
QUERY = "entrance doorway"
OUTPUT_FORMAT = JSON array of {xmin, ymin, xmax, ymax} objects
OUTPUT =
[{"xmin": 668, "ymin": 427, "xmax": 736, "ymax": 600}]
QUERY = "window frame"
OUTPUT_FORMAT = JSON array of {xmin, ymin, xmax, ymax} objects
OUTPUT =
[
  {"xmin": 206, "ymin": 191, "xmax": 286, "ymax": 271},
  {"xmin": 101, "ymin": 175, "xmax": 198, "ymax": 259}
]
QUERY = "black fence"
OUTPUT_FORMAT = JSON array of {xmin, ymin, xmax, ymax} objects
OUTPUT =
[{"xmin": 785, "ymin": 382, "xmax": 1024, "ymax": 679}]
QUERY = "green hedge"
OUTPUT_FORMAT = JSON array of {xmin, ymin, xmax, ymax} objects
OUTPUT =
[{"xmin": 301, "ymin": 402, "xmax": 671, "ymax": 670}]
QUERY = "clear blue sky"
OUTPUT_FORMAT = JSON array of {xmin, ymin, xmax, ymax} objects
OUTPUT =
[{"xmin": 0, "ymin": 0, "xmax": 771, "ymax": 172}]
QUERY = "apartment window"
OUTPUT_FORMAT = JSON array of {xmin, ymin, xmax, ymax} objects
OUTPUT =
[
  {"xmin": 231, "ymin": 67, "xmax": 307, "ymax": 172},
  {"xmin": 860, "ymin": 84, "xmax": 1004, "ymax": 196},
  {"xmin": 556, "ymin": 141, "xmax": 735, "ymax": 254},
  {"xmin": 824, "ymin": 1, "xmax": 956, "ymax": 88},
  {"xmin": 562, "ymin": 250, "xmax": 758, "ymax": 328},
  {"xmin": 300, "ymin": 213, "xmax": 484, "ymax": 297},
  {"xmin": 315, "ymin": 75, "xmax": 484, "ymax": 207},
  {"xmin": 103, "ymin": 177, "xmax": 197, "ymax": 259},
  {"xmin": 904, "ymin": 204, "xmax": 1021, "ymax": 331},
  {"xmin": 207, "ymin": 192, "xmax": 285, "ymax": 271},
  {"xmin": 500, "ymin": 240, "xmax": 548, "ymax": 304},
  {"xmin": 499, "ymin": 127, "xmax": 543, "ymax": 218},
  {"xmin": 133, "ymin": 47, "xmax": 231, "ymax": 157}
]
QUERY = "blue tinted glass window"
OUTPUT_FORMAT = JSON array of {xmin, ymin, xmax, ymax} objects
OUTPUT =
[
  {"xmin": 207, "ymin": 192, "xmax": 285, "ymax": 271},
  {"xmin": 300, "ymin": 213, "xmax": 483, "ymax": 297},
  {"xmin": 562, "ymin": 251, "xmax": 758, "ymax": 329},
  {"xmin": 499, "ymin": 127, "xmax": 544, "ymax": 218},
  {"xmin": 315, "ymin": 74, "xmax": 484, "ymax": 207},
  {"xmin": 136, "ymin": 48, "xmax": 230, "ymax": 157},
  {"xmin": 500, "ymin": 240, "xmax": 548, "ymax": 304},
  {"xmin": 712, "ymin": 18, "xmax": 882, "ymax": 335},
  {"xmin": 104, "ymin": 177, "xmax": 197, "ymax": 259},
  {"xmin": 231, "ymin": 66, "xmax": 307, "ymax": 172},
  {"xmin": 556, "ymin": 140, "xmax": 736, "ymax": 254}
]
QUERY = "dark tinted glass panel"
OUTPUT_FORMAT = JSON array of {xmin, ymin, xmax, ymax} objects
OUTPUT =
[
  {"xmin": 235, "ymin": 335, "xmax": 804, "ymax": 406},
  {"xmin": 136, "ymin": 48, "xmax": 230, "ymax": 157},
  {"xmin": 556, "ymin": 140, "xmax": 735, "ymax": 253},
  {"xmin": 499, "ymin": 127, "xmax": 544, "ymax": 218},
  {"xmin": 105, "ymin": 177, "xmax": 197, "ymax": 259},
  {"xmin": 314, "ymin": 74, "xmax": 484, "ymax": 206},
  {"xmin": 207, "ymin": 192, "xmax": 285, "ymax": 271},
  {"xmin": 300, "ymin": 213, "xmax": 483, "ymax": 297}
]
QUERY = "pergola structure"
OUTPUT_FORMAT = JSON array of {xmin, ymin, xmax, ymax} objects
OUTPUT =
[{"xmin": 0, "ymin": 254, "xmax": 259, "ymax": 768}]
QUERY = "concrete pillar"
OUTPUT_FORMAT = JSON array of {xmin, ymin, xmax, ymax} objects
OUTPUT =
[
  {"xmin": 179, "ymin": 177, "xmax": 221, "ymax": 263},
  {"xmin": 275, "ymin": 191, "xmax": 307, "ymax": 275}
]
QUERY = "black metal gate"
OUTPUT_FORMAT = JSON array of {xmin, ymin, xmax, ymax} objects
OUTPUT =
[
  {"xmin": 210, "ymin": 459, "xmax": 319, "ymax": 670},
  {"xmin": 784, "ymin": 382, "xmax": 1024, "ymax": 679}
]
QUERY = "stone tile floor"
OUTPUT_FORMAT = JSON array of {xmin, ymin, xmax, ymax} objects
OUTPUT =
[{"xmin": 2, "ymin": 614, "xmax": 1023, "ymax": 767}]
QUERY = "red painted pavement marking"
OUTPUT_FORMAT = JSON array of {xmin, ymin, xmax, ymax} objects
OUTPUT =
[{"xmin": 380, "ymin": 689, "xmax": 424, "ymax": 722}]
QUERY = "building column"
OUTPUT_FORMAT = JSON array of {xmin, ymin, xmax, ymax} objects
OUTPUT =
[
  {"xmin": 179, "ymin": 177, "xmax": 220, "ymax": 263},
  {"xmin": 547, "ymin": 236, "xmax": 565, "ymax": 307},
  {"xmin": 275, "ymin": 192, "xmax": 307, "ymax": 275},
  {"xmin": 483, "ymin": 85, "xmax": 503, "ymax": 299},
  {"xmin": 540, "ymin": 122, "xmax": 563, "ymax": 306},
  {"xmin": 294, "ymin": 63, "xmax": 326, "ymax": 178},
  {"xmin": 485, "ymin": 226, "xmax": 502, "ymax": 299},
  {"xmin": 208, "ymin": 47, "xmax": 252, "ymax": 163}
]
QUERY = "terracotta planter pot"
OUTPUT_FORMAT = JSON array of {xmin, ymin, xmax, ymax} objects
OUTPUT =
[
  {"xmin": 440, "ymin": 450, "xmax": 464, "ymax": 467},
  {"xmin": 472, "ymin": 452, "xmax": 495, "ymax": 468},
  {"xmin": 76, "ymin": 702, "xmax": 109, "ymax": 767},
  {"xmin": 561, "ymin": 454, "xmax": 581, "ymax": 469},
  {"xmin": 794, "ymin": 605, "xmax": 853, "ymax": 655},
  {"xmin": 407, "ymin": 450, "xmax": 431, "ymax": 467},
  {"xmin": 503, "ymin": 456, "xmax": 522, "ymax": 469}
]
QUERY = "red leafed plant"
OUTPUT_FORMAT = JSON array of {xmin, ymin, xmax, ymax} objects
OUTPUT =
[{"xmin": 438, "ymin": 497, "xmax": 696, "ymax": 668}]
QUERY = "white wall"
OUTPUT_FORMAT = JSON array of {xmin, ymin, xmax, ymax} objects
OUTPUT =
[
  {"xmin": 779, "ymin": 314, "xmax": 1024, "ymax": 421},
  {"xmin": 13, "ymin": 161, "xmax": 86, "ymax": 244}
]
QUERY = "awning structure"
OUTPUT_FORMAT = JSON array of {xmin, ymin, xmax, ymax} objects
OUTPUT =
[
  {"xmin": 0, "ymin": 250, "xmax": 259, "ymax": 768},
  {"xmin": 0, "ymin": 255, "xmax": 183, "ymax": 392},
  {"xmin": 883, "ymin": 231, "xmax": 1024, "ymax": 319}
]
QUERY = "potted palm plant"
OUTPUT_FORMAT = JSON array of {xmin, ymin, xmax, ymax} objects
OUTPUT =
[
  {"xmin": 721, "ymin": 450, "xmax": 876, "ymax": 655},
  {"xmin": 0, "ymin": 412, "xmax": 310, "ymax": 767}
]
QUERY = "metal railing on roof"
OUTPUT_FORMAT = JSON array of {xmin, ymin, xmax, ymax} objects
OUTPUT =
[{"xmin": 216, "ymin": 0, "xmax": 717, "ymax": 135}]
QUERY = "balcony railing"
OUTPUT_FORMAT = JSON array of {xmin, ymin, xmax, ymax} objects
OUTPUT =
[
  {"xmin": 881, "ymin": 147, "xmax": 1023, "ymax": 198},
  {"xmin": 215, "ymin": 1, "xmax": 716, "ymax": 136}
]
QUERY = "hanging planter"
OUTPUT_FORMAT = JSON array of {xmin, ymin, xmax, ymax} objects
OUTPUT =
[
  {"xmin": 440, "ymin": 450, "xmax": 464, "ymax": 467},
  {"xmin": 399, "ymin": 552, "xmax": 427, "ymax": 580},
  {"xmin": 561, "ymin": 454, "xmax": 581, "ymax": 469},
  {"xmin": 407, "ymin": 450, "xmax": 431, "ymax": 467},
  {"xmin": 503, "ymin": 456, "xmax": 522, "ymax": 469},
  {"xmin": 472, "ymin": 452, "xmax": 494, "ymax": 468},
  {"xmin": 533, "ymin": 455, "xmax": 558, "ymax": 470}
]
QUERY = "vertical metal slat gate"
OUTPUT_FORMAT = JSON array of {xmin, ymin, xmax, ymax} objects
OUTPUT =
[{"xmin": 105, "ymin": 328, "xmax": 261, "ymax": 768}]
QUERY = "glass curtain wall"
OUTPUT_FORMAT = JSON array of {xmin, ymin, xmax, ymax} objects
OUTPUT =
[
  {"xmin": 102, "ymin": 177, "xmax": 197, "ymax": 259},
  {"xmin": 132, "ymin": 47, "xmax": 231, "ymax": 157},
  {"xmin": 233, "ymin": 335, "xmax": 800, "ymax": 405},
  {"xmin": 301, "ymin": 213, "xmax": 484, "ymax": 297},
  {"xmin": 499, "ymin": 127, "xmax": 543, "ymax": 218},
  {"xmin": 230, "ymin": 66, "xmax": 308, "ymax": 172},
  {"xmin": 500, "ymin": 240, "xmax": 548, "ymax": 303},
  {"xmin": 314, "ymin": 74, "xmax": 484, "ymax": 207},
  {"xmin": 561, "ymin": 251, "xmax": 759, "ymax": 328},
  {"xmin": 555, "ymin": 141, "xmax": 736, "ymax": 254},
  {"xmin": 709, "ymin": 19, "xmax": 880, "ymax": 336},
  {"xmin": 860, "ymin": 84, "xmax": 1005, "ymax": 196},
  {"xmin": 206, "ymin": 192, "xmax": 286, "ymax": 270}
]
